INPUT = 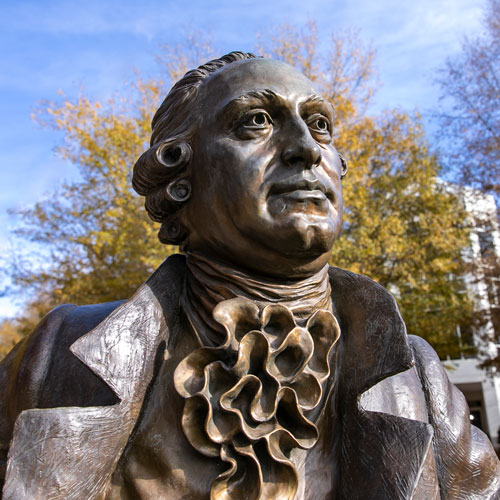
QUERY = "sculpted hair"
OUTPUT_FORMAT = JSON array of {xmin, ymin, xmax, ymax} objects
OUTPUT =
[{"xmin": 132, "ymin": 51, "xmax": 257, "ymax": 245}]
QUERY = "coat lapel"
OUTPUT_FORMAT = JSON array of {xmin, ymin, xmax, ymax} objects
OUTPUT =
[
  {"xmin": 2, "ymin": 255, "xmax": 186, "ymax": 500},
  {"xmin": 329, "ymin": 267, "xmax": 436, "ymax": 499}
]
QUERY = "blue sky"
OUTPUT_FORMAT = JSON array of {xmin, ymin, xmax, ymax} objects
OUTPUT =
[{"xmin": 0, "ymin": 0, "xmax": 486, "ymax": 317}]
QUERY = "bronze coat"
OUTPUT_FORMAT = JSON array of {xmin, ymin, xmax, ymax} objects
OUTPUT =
[{"xmin": 0, "ymin": 255, "xmax": 499, "ymax": 499}]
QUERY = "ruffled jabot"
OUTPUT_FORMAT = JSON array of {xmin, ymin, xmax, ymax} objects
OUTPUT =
[{"xmin": 175, "ymin": 254, "xmax": 341, "ymax": 500}]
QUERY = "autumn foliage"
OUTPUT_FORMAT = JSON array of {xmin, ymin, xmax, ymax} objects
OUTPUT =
[{"xmin": 0, "ymin": 23, "xmax": 474, "ymax": 361}]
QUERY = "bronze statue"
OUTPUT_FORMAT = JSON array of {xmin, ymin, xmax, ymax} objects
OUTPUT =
[{"xmin": 0, "ymin": 52, "xmax": 499, "ymax": 500}]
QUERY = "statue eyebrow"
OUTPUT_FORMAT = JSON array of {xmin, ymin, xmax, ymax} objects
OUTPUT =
[
  {"xmin": 302, "ymin": 94, "xmax": 325, "ymax": 104},
  {"xmin": 300, "ymin": 94, "xmax": 335, "ymax": 117},
  {"xmin": 222, "ymin": 89, "xmax": 285, "ymax": 121},
  {"xmin": 230, "ymin": 88, "xmax": 282, "ymax": 106}
]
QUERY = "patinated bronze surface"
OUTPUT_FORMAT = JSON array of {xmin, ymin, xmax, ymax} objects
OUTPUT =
[{"xmin": 0, "ymin": 52, "xmax": 499, "ymax": 500}]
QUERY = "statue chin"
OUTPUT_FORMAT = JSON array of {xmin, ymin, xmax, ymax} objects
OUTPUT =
[
  {"xmin": 256, "ymin": 211, "xmax": 341, "ymax": 262},
  {"xmin": 284, "ymin": 225, "xmax": 335, "ymax": 259},
  {"xmin": 259, "ymin": 195, "xmax": 342, "ymax": 261}
]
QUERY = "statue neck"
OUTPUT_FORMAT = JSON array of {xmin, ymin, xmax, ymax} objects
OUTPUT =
[
  {"xmin": 176, "ymin": 252, "xmax": 340, "ymax": 499},
  {"xmin": 182, "ymin": 251, "xmax": 332, "ymax": 346}
]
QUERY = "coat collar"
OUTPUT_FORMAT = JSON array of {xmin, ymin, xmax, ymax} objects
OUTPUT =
[
  {"xmin": 328, "ymin": 267, "xmax": 435, "ymax": 499},
  {"xmin": 4, "ymin": 258, "xmax": 433, "ymax": 500},
  {"xmin": 328, "ymin": 266, "xmax": 416, "ymax": 396},
  {"xmin": 70, "ymin": 254, "xmax": 186, "ymax": 403}
]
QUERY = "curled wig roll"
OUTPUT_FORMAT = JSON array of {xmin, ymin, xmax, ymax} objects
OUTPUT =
[
  {"xmin": 132, "ymin": 51, "xmax": 257, "ymax": 245},
  {"xmin": 133, "ymin": 140, "xmax": 192, "ymax": 221}
]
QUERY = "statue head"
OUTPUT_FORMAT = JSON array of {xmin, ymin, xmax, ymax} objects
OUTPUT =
[{"xmin": 133, "ymin": 52, "xmax": 347, "ymax": 278}]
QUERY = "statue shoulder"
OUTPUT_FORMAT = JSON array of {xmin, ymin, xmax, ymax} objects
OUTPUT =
[
  {"xmin": 0, "ymin": 301, "xmax": 124, "ymax": 487},
  {"xmin": 1, "ymin": 254, "xmax": 186, "ymax": 416},
  {"xmin": 328, "ymin": 266, "xmax": 400, "ymax": 313},
  {"xmin": 0, "ymin": 301, "xmax": 124, "ymax": 415}
]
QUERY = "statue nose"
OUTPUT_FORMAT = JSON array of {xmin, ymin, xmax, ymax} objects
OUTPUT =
[{"xmin": 281, "ymin": 123, "xmax": 322, "ymax": 169}]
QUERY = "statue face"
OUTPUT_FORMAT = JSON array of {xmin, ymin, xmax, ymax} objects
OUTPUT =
[{"xmin": 183, "ymin": 58, "xmax": 344, "ymax": 278}]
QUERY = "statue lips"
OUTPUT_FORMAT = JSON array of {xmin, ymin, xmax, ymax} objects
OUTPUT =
[{"xmin": 268, "ymin": 174, "xmax": 335, "ymax": 206}]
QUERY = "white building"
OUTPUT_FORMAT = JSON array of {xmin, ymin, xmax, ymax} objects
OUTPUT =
[{"xmin": 442, "ymin": 188, "xmax": 500, "ymax": 450}]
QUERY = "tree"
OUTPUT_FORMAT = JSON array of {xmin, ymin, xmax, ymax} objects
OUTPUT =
[
  {"xmin": 331, "ymin": 113, "xmax": 474, "ymax": 357},
  {"xmin": 10, "ymin": 79, "xmax": 169, "ymax": 307},
  {"xmin": 435, "ymin": 0, "xmax": 500, "ymax": 200},
  {"xmin": 1, "ymin": 23, "xmax": 474, "ymax": 363},
  {"xmin": 1, "ymin": 51, "xmax": 216, "ymax": 351},
  {"xmin": 0, "ymin": 298, "xmax": 49, "ymax": 359},
  {"xmin": 435, "ymin": 0, "xmax": 500, "ymax": 370}
]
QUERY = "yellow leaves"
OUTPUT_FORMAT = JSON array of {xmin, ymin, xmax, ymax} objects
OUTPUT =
[
  {"xmin": 0, "ymin": 320, "xmax": 23, "ymax": 360},
  {"xmin": 8, "ymin": 72, "xmax": 171, "ymax": 312},
  {"xmin": 4, "ymin": 25, "xmax": 476, "ymax": 363},
  {"xmin": 328, "ymin": 104, "xmax": 473, "ymax": 357}
]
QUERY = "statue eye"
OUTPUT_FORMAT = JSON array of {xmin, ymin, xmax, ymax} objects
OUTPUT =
[
  {"xmin": 307, "ymin": 114, "xmax": 331, "ymax": 134},
  {"xmin": 243, "ymin": 111, "xmax": 272, "ymax": 128},
  {"xmin": 316, "ymin": 118, "xmax": 329, "ymax": 131}
]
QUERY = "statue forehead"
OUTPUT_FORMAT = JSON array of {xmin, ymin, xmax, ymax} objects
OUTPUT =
[{"xmin": 198, "ymin": 58, "xmax": 318, "ymax": 112}]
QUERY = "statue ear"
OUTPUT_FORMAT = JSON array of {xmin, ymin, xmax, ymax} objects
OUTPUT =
[{"xmin": 338, "ymin": 152, "xmax": 348, "ymax": 180}]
